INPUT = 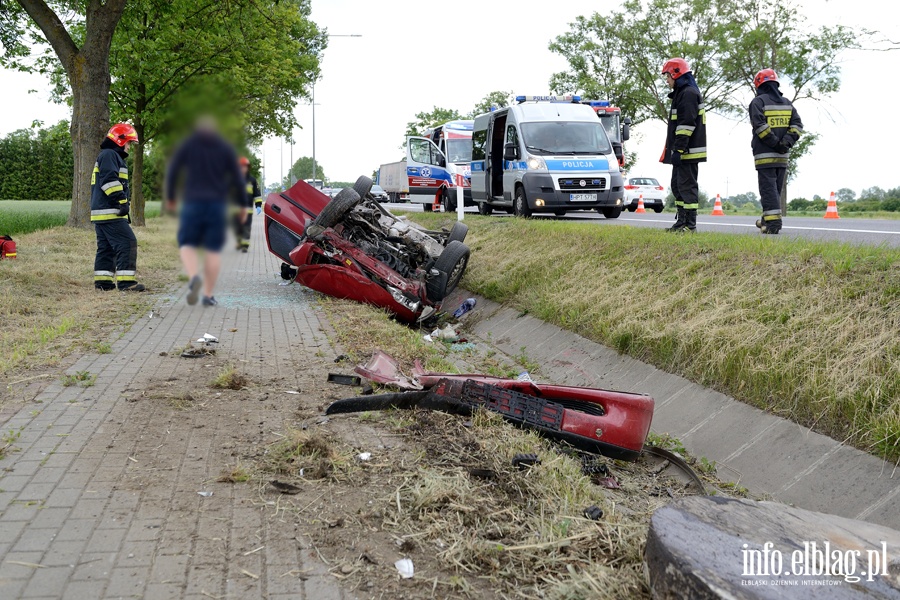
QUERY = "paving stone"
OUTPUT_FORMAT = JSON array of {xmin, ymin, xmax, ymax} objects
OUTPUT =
[{"xmin": 0, "ymin": 223, "xmax": 347, "ymax": 600}]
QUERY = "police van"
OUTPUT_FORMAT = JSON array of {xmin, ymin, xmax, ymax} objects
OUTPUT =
[{"xmin": 470, "ymin": 96, "xmax": 624, "ymax": 218}]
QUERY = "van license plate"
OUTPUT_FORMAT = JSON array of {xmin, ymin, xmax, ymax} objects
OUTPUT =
[{"xmin": 569, "ymin": 193, "xmax": 595, "ymax": 202}]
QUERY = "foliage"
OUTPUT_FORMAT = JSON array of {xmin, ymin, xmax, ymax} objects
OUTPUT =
[
  {"xmin": 0, "ymin": 121, "xmax": 73, "ymax": 200},
  {"xmin": 835, "ymin": 188, "xmax": 857, "ymax": 203},
  {"xmin": 402, "ymin": 91, "xmax": 512, "ymax": 144},
  {"xmin": 403, "ymin": 106, "xmax": 463, "ymax": 139},
  {"xmin": 548, "ymin": 0, "xmax": 862, "ymax": 125},
  {"xmin": 728, "ymin": 191, "xmax": 761, "ymax": 210}
]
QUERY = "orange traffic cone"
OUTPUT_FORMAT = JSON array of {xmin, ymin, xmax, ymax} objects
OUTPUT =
[
  {"xmin": 711, "ymin": 194, "xmax": 725, "ymax": 216},
  {"xmin": 824, "ymin": 191, "xmax": 839, "ymax": 219},
  {"xmin": 635, "ymin": 194, "xmax": 646, "ymax": 213}
]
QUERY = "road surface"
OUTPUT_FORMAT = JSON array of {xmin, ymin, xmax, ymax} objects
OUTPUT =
[{"xmin": 383, "ymin": 203, "xmax": 900, "ymax": 247}]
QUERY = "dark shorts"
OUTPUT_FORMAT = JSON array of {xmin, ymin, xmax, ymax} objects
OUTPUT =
[{"xmin": 177, "ymin": 201, "xmax": 227, "ymax": 251}]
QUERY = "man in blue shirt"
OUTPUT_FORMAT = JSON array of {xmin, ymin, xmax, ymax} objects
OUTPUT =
[{"xmin": 165, "ymin": 118, "xmax": 245, "ymax": 306}]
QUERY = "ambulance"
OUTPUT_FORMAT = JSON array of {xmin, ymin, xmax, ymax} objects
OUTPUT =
[
  {"xmin": 469, "ymin": 96, "xmax": 624, "ymax": 218},
  {"xmin": 403, "ymin": 120, "xmax": 473, "ymax": 212}
]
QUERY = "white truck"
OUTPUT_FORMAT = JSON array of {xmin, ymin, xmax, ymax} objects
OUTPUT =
[{"xmin": 376, "ymin": 161, "xmax": 409, "ymax": 202}]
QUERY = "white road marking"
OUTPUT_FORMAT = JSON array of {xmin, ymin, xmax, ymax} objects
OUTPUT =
[{"xmin": 617, "ymin": 217, "xmax": 900, "ymax": 235}]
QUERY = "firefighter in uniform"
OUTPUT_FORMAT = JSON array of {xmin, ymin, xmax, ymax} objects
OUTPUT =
[
  {"xmin": 234, "ymin": 157, "xmax": 262, "ymax": 252},
  {"xmin": 91, "ymin": 123, "xmax": 145, "ymax": 291},
  {"xmin": 660, "ymin": 58, "xmax": 707, "ymax": 232},
  {"xmin": 749, "ymin": 69, "xmax": 803, "ymax": 234}
]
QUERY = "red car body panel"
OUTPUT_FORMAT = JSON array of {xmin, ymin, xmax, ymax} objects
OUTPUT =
[{"xmin": 294, "ymin": 264, "xmax": 419, "ymax": 323}]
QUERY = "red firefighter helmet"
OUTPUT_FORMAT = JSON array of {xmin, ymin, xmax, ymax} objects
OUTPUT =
[
  {"xmin": 661, "ymin": 58, "xmax": 691, "ymax": 79},
  {"xmin": 106, "ymin": 123, "xmax": 138, "ymax": 147},
  {"xmin": 239, "ymin": 156, "xmax": 251, "ymax": 166},
  {"xmin": 753, "ymin": 69, "xmax": 779, "ymax": 89}
]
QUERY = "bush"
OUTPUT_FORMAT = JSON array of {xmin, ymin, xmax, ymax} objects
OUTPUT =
[
  {"xmin": 881, "ymin": 197, "xmax": 900, "ymax": 212},
  {"xmin": 843, "ymin": 200, "xmax": 883, "ymax": 212},
  {"xmin": 788, "ymin": 198, "xmax": 810, "ymax": 211}
]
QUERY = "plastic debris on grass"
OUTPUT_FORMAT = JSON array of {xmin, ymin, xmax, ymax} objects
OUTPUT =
[{"xmin": 394, "ymin": 558, "xmax": 414, "ymax": 579}]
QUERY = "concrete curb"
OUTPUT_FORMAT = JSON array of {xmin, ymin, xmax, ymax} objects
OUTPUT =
[{"xmin": 442, "ymin": 288, "xmax": 898, "ymax": 529}]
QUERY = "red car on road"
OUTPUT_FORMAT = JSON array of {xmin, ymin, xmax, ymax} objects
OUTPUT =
[{"xmin": 264, "ymin": 176, "xmax": 470, "ymax": 322}]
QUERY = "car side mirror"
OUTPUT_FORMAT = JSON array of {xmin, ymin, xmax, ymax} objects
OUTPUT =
[
  {"xmin": 435, "ymin": 153, "xmax": 446, "ymax": 167},
  {"xmin": 503, "ymin": 143, "xmax": 518, "ymax": 161},
  {"xmin": 622, "ymin": 118, "xmax": 632, "ymax": 141}
]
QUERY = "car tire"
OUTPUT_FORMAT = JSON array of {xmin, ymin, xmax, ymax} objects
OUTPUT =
[
  {"xmin": 308, "ymin": 188, "xmax": 359, "ymax": 233},
  {"xmin": 513, "ymin": 186, "xmax": 532, "ymax": 218},
  {"xmin": 477, "ymin": 202, "xmax": 493, "ymax": 216},
  {"xmin": 600, "ymin": 207, "xmax": 622, "ymax": 219},
  {"xmin": 442, "ymin": 188, "xmax": 457, "ymax": 213},
  {"xmin": 352, "ymin": 176, "xmax": 373, "ymax": 203},
  {"xmin": 423, "ymin": 203, "xmax": 434, "ymax": 212},
  {"xmin": 447, "ymin": 221, "xmax": 468, "ymax": 245},
  {"xmin": 653, "ymin": 206, "xmax": 664, "ymax": 213},
  {"xmin": 426, "ymin": 241, "xmax": 470, "ymax": 302},
  {"xmin": 554, "ymin": 210, "xmax": 566, "ymax": 216},
  {"xmin": 627, "ymin": 205, "xmax": 636, "ymax": 212}
]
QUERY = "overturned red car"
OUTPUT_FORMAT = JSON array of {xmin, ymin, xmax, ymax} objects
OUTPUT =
[{"xmin": 264, "ymin": 176, "xmax": 470, "ymax": 321}]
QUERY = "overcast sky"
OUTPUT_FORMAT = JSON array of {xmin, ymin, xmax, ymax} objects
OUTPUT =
[{"xmin": 0, "ymin": 0, "xmax": 895, "ymax": 201}]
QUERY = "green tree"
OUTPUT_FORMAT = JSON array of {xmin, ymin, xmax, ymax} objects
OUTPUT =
[
  {"xmin": 3, "ymin": 0, "xmax": 127, "ymax": 227},
  {"xmin": 835, "ymin": 188, "xmax": 857, "ymax": 203},
  {"xmin": 404, "ymin": 107, "xmax": 463, "ymax": 139},
  {"xmin": 730, "ymin": 191, "xmax": 761, "ymax": 209},
  {"xmin": 105, "ymin": 0, "xmax": 324, "ymax": 225},
  {"xmin": 283, "ymin": 156, "xmax": 325, "ymax": 189},
  {"xmin": 468, "ymin": 91, "xmax": 512, "ymax": 117},
  {"xmin": 549, "ymin": 0, "xmax": 860, "ymax": 213},
  {"xmin": 0, "ymin": 121, "xmax": 73, "ymax": 200},
  {"xmin": 860, "ymin": 187, "xmax": 886, "ymax": 201}
]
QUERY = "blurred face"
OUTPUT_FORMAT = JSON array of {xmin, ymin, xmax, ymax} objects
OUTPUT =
[
  {"xmin": 123, "ymin": 140, "xmax": 136, "ymax": 152},
  {"xmin": 664, "ymin": 72, "xmax": 675, "ymax": 89},
  {"xmin": 240, "ymin": 164, "xmax": 249, "ymax": 176}
]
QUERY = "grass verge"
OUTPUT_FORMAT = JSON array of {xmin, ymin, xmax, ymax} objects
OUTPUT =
[
  {"xmin": 408, "ymin": 213, "xmax": 900, "ymax": 461},
  {"xmin": 316, "ymin": 298, "xmax": 742, "ymax": 598},
  {"xmin": 0, "ymin": 215, "xmax": 181, "ymax": 405},
  {"xmin": 0, "ymin": 200, "xmax": 162, "ymax": 236}
]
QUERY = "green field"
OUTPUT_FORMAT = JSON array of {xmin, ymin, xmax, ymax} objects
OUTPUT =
[
  {"xmin": 411, "ymin": 213, "xmax": 900, "ymax": 461},
  {"xmin": 0, "ymin": 200, "xmax": 162, "ymax": 236}
]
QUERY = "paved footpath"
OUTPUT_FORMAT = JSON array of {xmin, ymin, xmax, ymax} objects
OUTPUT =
[{"xmin": 0, "ymin": 221, "xmax": 354, "ymax": 599}]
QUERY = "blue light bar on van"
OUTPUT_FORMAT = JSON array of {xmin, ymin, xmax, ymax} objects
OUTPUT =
[
  {"xmin": 587, "ymin": 101, "xmax": 611, "ymax": 107},
  {"xmin": 515, "ymin": 95, "xmax": 582, "ymax": 103}
]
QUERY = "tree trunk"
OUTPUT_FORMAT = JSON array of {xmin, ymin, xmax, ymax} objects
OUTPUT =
[
  {"xmin": 67, "ymin": 53, "xmax": 111, "ymax": 229},
  {"xmin": 131, "ymin": 118, "xmax": 146, "ymax": 227}
]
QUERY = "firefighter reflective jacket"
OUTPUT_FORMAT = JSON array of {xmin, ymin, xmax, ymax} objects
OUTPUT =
[
  {"xmin": 749, "ymin": 83, "xmax": 803, "ymax": 170},
  {"xmin": 663, "ymin": 75, "xmax": 707, "ymax": 164},
  {"xmin": 90, "ymin": 142, "xmax": 130, "ymax": 222},
  {"xmin": 246, "ymin": 175, "xmax": 262, "ymax": 213}
]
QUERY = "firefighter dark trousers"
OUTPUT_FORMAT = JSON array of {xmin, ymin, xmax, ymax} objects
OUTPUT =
[
  {"xmin": 758, "ymin": 168, "xmax": 786, "ymax": 220},
  {"xmin": 94, "ymin": 220, "xmax": 138, "ymax": 290},
  {"xmin": 233, "ymin": 211, "xmax": 252, "ymax": 249},
  {"xmin": 670, "ymin": 163, "xmax": 700, "ymax": 211}
]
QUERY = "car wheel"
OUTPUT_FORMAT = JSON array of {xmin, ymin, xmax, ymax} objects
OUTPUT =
[
  {"xmin": 442, "ymin": 188, "xmax": 457, "ymax": 213},
  {"xmin": 600, "ymin": 207, "xmax": 622, "ymax": 219},
  {"xmin": 423, "ymin": 203, "xmax": 434, "ymax": 212},
  {"xmin": 653, "ymin": 206, "xmax": 664, "ymax": 213},
  {"xmin": 554, "ymin": 210, "xmax": 566, "ymax": 216},
  {"xmin": 307, "ymin": 188, "xmax": 359, "ymax": 235},
  {"xmin": 513, "ymin": 187, "xmax": 532, "ymax": 218},
  {"xmin": 627, "ymin": 206, "xmax": 636, "ymax": 212},
  {"xmin": 426, "ymin": 241, "xmax": 470, "ymax": 302},
  {"xmin": 477, "ymin": 202, "xmax": 493, "ymax": 216},
  {"xmin": 352, "ymin": 176, "xmax": 373, "ymax": 203},
  {"xmin": 447, "ymin": 221, "xmax": 468, "ymax": 245}
]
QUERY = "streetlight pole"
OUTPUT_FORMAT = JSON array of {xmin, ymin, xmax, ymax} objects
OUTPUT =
[{"xmin": 311, "ymin": 34, "xmax": 360, "ymax": 189}]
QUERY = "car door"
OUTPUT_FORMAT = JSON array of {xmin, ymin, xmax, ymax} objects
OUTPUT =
[
  {"xmin": 470, "ymin": 125, "xmax": 488, "ymax": 201},
  {"xmin": 406, "ymin": 136, "xmax": 450, "ymax": 204},
  {"xmin": 503, "ymin": 124, "xmax": 521, "ymax": 201}
]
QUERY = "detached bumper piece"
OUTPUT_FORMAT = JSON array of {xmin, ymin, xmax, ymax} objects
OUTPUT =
[{"xmin": 326, "ymin": 377, "xmax": 652, "ymax": 460}]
